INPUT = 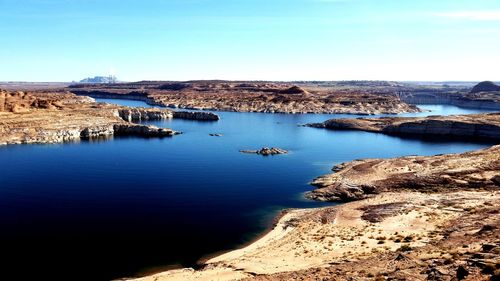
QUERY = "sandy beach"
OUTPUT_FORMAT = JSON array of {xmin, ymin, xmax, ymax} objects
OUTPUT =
[{"xmin": 127, "ymin": 190, "xmax": 500, "ymax": 281}]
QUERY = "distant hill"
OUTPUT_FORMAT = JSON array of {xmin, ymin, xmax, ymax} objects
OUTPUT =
[
  {"xmin": 470, "ymin": 81, "xmax": 500, "ymax": 93},
  {"xmin": 79, "ymin": 76, "xmax": 117, "ymax": 84}
]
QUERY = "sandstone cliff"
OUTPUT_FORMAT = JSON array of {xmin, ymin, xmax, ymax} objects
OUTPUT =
[
  {"xmin": 307, "ymin": 113, "xmax": 500, "ymax": 140},
  {"xmin": 0, "ymin": 91, "xmax": 179, "ymax": 145}
]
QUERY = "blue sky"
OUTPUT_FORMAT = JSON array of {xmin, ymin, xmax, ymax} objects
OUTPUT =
[{"xmin": 0, "ymin": 0, "xmax": 499, "ymax": 81}]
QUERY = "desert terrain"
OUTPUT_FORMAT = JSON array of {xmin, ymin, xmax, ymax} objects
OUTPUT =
[{"xmin": 67, "ymin": 81, "xmax": 422, "ymax": 114}]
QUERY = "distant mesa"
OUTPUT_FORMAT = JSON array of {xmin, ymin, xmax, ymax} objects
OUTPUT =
[
  {"xmin": 158, "ymin": 82, "xmax": 192, "ymax": 91},
  {"xmin": 470, "ymin": 81, "xmax": 500, "ymax": 93},
  {"xmin": 79, "ymin": 76, "xmax": 118, "ymax": 84}
]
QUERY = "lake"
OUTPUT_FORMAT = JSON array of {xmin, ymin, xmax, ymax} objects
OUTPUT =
[{"xmin": 0, "ymin": 99, "xmax": 496, "ymax": 281}]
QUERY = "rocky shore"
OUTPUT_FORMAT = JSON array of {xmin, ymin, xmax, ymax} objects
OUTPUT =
[
  {"xmin": 307, "ymin": 144, "xmax": 500, "ymax": 202},
  {"xmin": 172, "ymin": 111, "xmax": 220, "ymax": 121},
  {"xmin": 0, "ymin": 90, "xmax": 222, "ymax": 145},
  {"xmin": 240, "ymin": 147, "xmax": 288, "ymax": 156},
  {"xmin": 307, "ymin": 113, "xmax": 500, "ymax": 140}
]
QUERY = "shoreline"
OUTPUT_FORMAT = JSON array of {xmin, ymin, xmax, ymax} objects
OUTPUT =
[
  {"xmin": 130, "ymin": 208, "xmax": 293, "ymax": 279},
  {"xmin": 126, "ymin": 144, "xmax": 500, "ymax": 281},
  {"xmin": 126, "ymin": 189, "xmax": 500, "ymax": 281},
  {"xmin": 195, "ymin": 208, "xmax": 292, "ymax": 267}
]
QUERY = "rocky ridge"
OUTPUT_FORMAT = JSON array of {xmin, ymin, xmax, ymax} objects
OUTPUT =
[
  {"xmin": 69, "ymin": 81, "xmax": 421, "ymax": 115},
  {"xmin": 307, "ymin": 145, "xmax": 500, "ymax": 202},
  {"xmin": 307, "ymin": 113, "xmax": 500, "ymax": 140}
]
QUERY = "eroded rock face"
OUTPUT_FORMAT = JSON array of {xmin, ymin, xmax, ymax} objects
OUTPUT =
[
  {"xmin": 240, "ymin": 147, "xmax": 289, "ymax": 156},
  {"xmin": 117, "ymin": 108, "xmax": 173, "ymax": 122},
  {"xmin": 0, "ymin": 90, "xmax": 180, "ymax": 145},
  {"xmin": 80, "ymin": 126, "xmax": 115, "ymax": 138},
  {"xmin": 172, "ymin": 111, "xmax": 220, "ymax": 121},
  {"xmin": 306, "ymin": 145, "xmax": 500, "ymax": 202},
  {"xmin": 307, "ymin": 113, "xmax": 500, "ymax": 140},
  {"xmin": 113, "ymin": 124, "xmax": 178, "ymax": 137}
]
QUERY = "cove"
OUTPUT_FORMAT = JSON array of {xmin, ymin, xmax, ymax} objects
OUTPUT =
[{"xmin": 0, "ymin": 99, "xmax": 496, "ymax": 281}]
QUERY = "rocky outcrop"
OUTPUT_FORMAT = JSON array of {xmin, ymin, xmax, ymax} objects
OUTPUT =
[
  {"xmin": 306, "ymin": 145, "xmax": 500, "ymax": 202},
  {"xmin": 470, "ymin": 81, "xmax": 500, "ymax": 93},
  {"xmin": 172, "ymin": 111, "xmax": 220, "ymax": 121},
  {"xmin": 0, "ymin": 90, "xmax": 180, "ymax": 145},
  {"xmin": 113, "ymin": 124, "xmax": 178, "ymax": 137},
  {"xmin": 117, "ymin": 108, "xmax": 173, "ymax": 122},
  {"xmin": 307, "ymin": 113, "xmax": 500, "ymax": 140},
  {"xmin": 80, "ymin": 125, "xmax": 115, "ymax": 138},
  {"xmin": 240, "ymin": 147, "xmax": 288, "ymax": 156}
]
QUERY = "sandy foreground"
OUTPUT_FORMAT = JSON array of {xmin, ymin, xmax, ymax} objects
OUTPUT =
[{"xmin": 126, "ymin": 190, "xmax": 500, "ymax": 281}]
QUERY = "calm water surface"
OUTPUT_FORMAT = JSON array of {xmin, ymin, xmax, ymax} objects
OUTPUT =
[{"xmin": 0, "ymin": 99, "xmax": 496, "ymax": 280}]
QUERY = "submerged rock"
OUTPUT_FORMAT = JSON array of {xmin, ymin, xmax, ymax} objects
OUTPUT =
[{"xmin": 240, "ymin": 147, "xmax": 288, "ymax": 156}]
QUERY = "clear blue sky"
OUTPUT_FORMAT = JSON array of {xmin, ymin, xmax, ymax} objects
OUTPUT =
[{"xmin": 1, "ymin": 0, "xmax": 499, "ymax": 82}]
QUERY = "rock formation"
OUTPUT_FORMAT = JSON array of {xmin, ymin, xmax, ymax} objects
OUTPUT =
[
  {"xmin": 113, "ymin": 124, "xmax": 178, "ymax": 137},
  {"xmin": 307, "ymin": 145, "xmax": 500, "ymax": 201},
  {"xmin": 307, "ymin": 113, "xmax": 500, "ymax": 140},
  {"xmin": 470, "ymin": 81, "xmax": 500, "ymax": 93},
  {"xmin": 68, "ymin": 81, "xmax": 421, "ymax": 115},
  {"xmin": 117, "ymin": 108, "xmax": 173, "ymax": 122},
  {"xmin": 172, "ymin": 111, "xmax": 220, "ymax": 121},
  {"xmin": 240, "ymin": 147, "xmax": 288, "ymax": 155},
  {"xmin": 0, "ymin": 90, "xmax": 179, "ymax": 145}
]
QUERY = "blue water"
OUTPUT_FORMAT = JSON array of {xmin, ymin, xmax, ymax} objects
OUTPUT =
[{"xmin": 0, "ymin": 99, "xmax": 496, "ymax": 281}]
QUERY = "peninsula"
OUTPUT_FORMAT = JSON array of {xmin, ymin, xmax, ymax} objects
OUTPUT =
[{"xmin": 0, "ymin": 90, "xmax": 218, "ymax": 145}]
